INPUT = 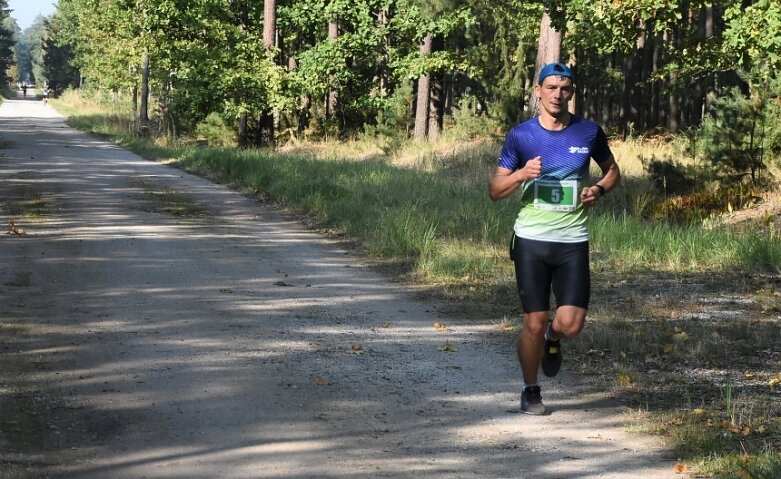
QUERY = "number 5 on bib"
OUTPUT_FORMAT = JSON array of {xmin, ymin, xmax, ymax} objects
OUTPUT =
[{"xmin": 533, "ymin": 179, "xmax": 578, "ymax": 212}]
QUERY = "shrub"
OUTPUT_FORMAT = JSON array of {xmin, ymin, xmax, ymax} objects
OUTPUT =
[{"xmin": 194, "ymin": 112, "xmax": 235, "ymax": 147}]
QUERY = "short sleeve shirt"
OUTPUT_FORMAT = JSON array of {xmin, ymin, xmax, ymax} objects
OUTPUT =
[{"xmin": 498, "ymin": 115, "xmax": 612, "ymax": 243}]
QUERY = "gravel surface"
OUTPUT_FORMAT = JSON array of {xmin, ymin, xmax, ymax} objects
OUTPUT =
[{"xmin": 0, "ymin": 93, "xmax": 685, "ymax": 478}]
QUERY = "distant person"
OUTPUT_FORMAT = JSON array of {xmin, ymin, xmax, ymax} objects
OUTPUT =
[
  {"xmin": 22, "ymin": 84, "xmax": 27, "ymax": 98},
  {"xmin": 488, "ymin": 62, "xmax": 621, "ymax": 415},
  {"xmin": 42, "ymin": 86, "xmax": 50, "ymax": 105}
]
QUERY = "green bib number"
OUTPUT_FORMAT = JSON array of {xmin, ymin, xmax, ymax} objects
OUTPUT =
[{"xmin": 533, "ymin": 179, "xmax": 578, "ymax": 212}]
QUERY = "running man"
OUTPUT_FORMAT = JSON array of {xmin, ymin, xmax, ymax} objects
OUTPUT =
[{"xmin": 488, "ymin": 62, "xmax": 621, "ymax": 415}]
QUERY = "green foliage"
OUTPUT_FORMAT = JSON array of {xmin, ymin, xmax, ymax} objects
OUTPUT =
[
  {"xmin": 643, "ymin": 157, "xmax": 703, "ymax": 199},
  {"xmin": 697, "ymin": 86, "xmax": 768, "ymax": 184},
  {"xmin": 194, "ymin": 112, "xmax": 234, "ymax": 147},
  {"xmin": 0, "ymin": 3, "xmax": 17, "ymax": 86},
  {"xmin": 42, "ymin": 15, "xmax": 79, "ymax": 93},
  {"xmin": 41, "ymin": 0, "xmax": 781, "ymax": 146},
  {"xmin": 723, "ymin": 0, "xmax": 781, "ymax": 83}
]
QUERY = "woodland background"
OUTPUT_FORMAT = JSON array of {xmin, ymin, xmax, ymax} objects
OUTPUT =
[{"xmin": 0, "ymin": 0, "xmax": 779, "ymax": 155}]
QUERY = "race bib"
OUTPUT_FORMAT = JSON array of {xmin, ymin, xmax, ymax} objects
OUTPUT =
[{"xmin": 533, "ymin": 179, "xmax": 579, "ymax": 212}]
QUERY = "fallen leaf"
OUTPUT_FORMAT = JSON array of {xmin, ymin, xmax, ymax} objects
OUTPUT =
[
  {"xmin": 662, "ymin": 343, "xmax": 674, "ymax": 353},
  {"xmin": 768, "ymin": 374, "xmax": 781, "ymax": 389},
  {"xmin": 7, "ymin": 221, "xmax": 25, "ymax": 235},
  {"xmin": 351, "ymin": 343, "xmax": 364, "ymax": 354},
  {"xmin": 673, "ymin": 463, "xmax": 688, "ymax": 474},
  {"xmin": 670, "ymin": 417, "xmax": 684, "ymax": 426},
  {"xmin": 616, "ymin": 373, "xmax": 633, "ymax": 386},
  {"xmin": 673, "ymin": 331, "xmax": 688, "ymax": 342},
  {"xmin": 315, "ymin": 378, "xmax": 329, "ymax": 386},
  {"xmin": 437, "ymin": 340, "xmax": 458, "ymax": 352},
  {"xmin": 740, "ymin": 425, "xmax": 751, "ymax": 436},
  {"xmin": 382, "ymin": 322, "xmax": 392, "ymax": 328},
  {"xmin": 433, "ymin": 322, "xmax": 450, "ymax": 331}
]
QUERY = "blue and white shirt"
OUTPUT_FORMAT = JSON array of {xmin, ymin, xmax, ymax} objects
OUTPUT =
[{"xmin": 498, "ymin": 115, "xmax": 612, "ymax": 243}]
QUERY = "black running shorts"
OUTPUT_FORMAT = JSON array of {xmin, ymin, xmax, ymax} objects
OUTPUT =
[{"xmin": 511, "ymin": 236, "xmax": 590, "ymax": 313}]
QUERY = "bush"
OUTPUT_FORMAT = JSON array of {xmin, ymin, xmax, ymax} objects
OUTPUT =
[
  {"xmin": 697, "ymin": 87, "xmax": 767, "ymax": 184},
  {"xmin": 194, "ymin": 112, "xmax": 235, "ymax": 147}
]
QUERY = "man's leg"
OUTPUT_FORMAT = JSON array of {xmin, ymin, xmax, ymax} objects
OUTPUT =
[
  {"xmin": 517, "ymin": 311, "xmax": 549, "ymax": 415},
  {"xmin": 549, "ymin": 305, "xmax": 587, "ymax": 339},
  {"xmin": 517, "ymin": 311, "xmax": 549, "ymax": 384}
]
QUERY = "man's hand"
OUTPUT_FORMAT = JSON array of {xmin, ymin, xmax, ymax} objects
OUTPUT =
[
  {"xmin": 580, "ymin": 186, "xmax": 598, "ymax": 207},
  {"xmin": 488, "ymin": 157, "xmax": 543, "ymax": 201},
  {"xmin": 523, "ymin": 156, "xmax": 542, "ymax": 181}
]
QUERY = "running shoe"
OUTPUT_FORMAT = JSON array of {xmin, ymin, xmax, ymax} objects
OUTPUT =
[
  {"xmin": 520, "ymin": 385, "xmax": 546, "ymax": 415},
  {"xmin": 541, "ymin": 336, "xmax": 562, "ymax": 377}
]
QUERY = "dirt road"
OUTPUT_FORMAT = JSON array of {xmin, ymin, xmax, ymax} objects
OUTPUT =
[{"xmin": 0, "ymin": 94, "xmax": 683, "ymax": 478}]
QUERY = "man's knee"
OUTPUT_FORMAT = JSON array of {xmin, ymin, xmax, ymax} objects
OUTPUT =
[
  {"xmin": 554, "ymin": 307, "xmax": 586, "ymax": 338},
  {"xmin": 523, "ymin": 312, "xmax": 549, "ymax": 337}
]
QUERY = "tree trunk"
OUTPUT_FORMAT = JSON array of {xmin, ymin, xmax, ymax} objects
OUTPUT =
[
  {"xmin": 132, "ymin": 84, "xmax": 138, "ymax": 127},
  {"xmin": 138, "ymin": 49, "xmax": 150, "ymax": 135},
  {"xmin": 651, "ymin": 32, "xmax": 661, "ymax": 127},
  {"xmin": 529, "ymin": 9, "xmax": 562, "ymax": 114},
  {"xmin": 259, "ymin": 0, "xmax": 276, "ymax": 147},
  {"xmin": 263, "ymin": 0, "xmax": 276, "ymax": 49},
  {"xmin": 413, "ymin": 32, "xmax": 432, "ymax": 142},
  {"xmin": 373, "ymin": 9, "xmax": 390, "ymax": 107},
  {"xmin": 427, "ymin": 35, "xmax": 443, "ymax": 141},
  {"xmin": 568, "ymin": 46, "xmax": 577, "ymax": 114},
  {"xmin": 237, "ymin": 1, "xmax": 250, "ymax": 148},
  {"xmin": 704, "ymin": 6, "xmax": 715, "ymax": 114},
  {"xmin": 327, "ymin": 19, "xmax": 338, "ymax": 120},
  {"xmin": 623, "ymin": 28, "xmax": 645, "ymax": 138}
]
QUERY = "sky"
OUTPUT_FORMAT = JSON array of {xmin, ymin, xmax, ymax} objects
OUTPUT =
[{"xmin": 7, "ymin": 0, "xmax": 56, "ymax": 31}]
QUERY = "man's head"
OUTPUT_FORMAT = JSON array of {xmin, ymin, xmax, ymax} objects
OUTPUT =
[
  {"xmin": 537, "ymin": 62, "xmax": 573, "ymax": 85},
  {"xmin": 534, "ymin": 63, "xmax": 574, "ymax": 120}
]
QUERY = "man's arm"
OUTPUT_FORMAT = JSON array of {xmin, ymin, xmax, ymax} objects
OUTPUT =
[
  {"xmin": 488, "ymin": 156, "xmax": 542, "ymax": 201},
  {"xmin": 580, "ymin": 156, "xmax": 621, "ymax": 206}
]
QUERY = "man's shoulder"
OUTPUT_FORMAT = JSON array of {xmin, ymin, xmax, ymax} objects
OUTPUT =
[
  {"xmin": 508, "ymin": 117, "xmax": 541, "ymax": 136},
  {"xmin": 569, "ymin": 114, "xmax": 599, "ymax": 129},
  {"xmin": 566, "ymin": 115, "xmax": 605, "ymax": 138}
]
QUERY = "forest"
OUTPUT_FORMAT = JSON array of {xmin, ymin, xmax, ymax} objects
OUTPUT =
[{"xmin": 2, "ymin": 0, "xmax": 779, "ymax": 154}]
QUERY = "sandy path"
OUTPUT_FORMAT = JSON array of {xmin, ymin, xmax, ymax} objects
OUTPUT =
[{"xmin": 0, "ymin": 94, "xmax": 683, "ymax": 478}]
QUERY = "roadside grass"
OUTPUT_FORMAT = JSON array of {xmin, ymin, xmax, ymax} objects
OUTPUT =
[
  {"xmin": 5, "ymin": 192, "xmax": 48, "ymax": 220},
  {"xmin": 138, "ymin": 182, "xmax": 210, "ymax": 219},
  {"xmin": 54, "ymin": 92, "xmax": 781, "ymax": 477}
]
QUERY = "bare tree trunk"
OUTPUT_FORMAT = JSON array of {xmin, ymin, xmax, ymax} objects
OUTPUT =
[
  {"xmin": 237, "ymin": 1, "xmax": 250, "ymax": 148},
  {"xmin": 651, "ymin": 33, "xmax": 661, "ymax": 127},
  {"xmin": 568, "ymin": 46, "xmax": 577, "ymax": 114},
  {"xmin": 132, "ymin": 85, "xmax": 138, "ymax": 127},
  {"xmin": 413, "ymin": 32, "xmax": 432, "ymax": 142},
  {"xmin": 623, "ymin": 27, "xmax": 645, "ymax": 138},
  {"xmin": 704, "ymin": 6, "xmax": 715, "ymax": 114},
  {"xmin": 138, "ymin": 49, "xmax": 150, "ymax": 135},
  {"xmin": 427, "ymin": 35, "xmax": 443, "ymax": 141},
  {"xmin": 327, "ymin": 19, "xmax": 338, "ymax": 120},
  {"xmin": 665, "ymin": 28, "xmax": 680, "ymax": 132},
  {"xmin": 259, "ymin": 0, "xmax": 276, "ymax": 147},
  {"xmin": 529, "ymin": 9, "xmax": 562, "ymax": 114}
]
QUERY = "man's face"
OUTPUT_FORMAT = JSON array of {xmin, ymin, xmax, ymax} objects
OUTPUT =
[{"xmin": 534, "ymin": 76, "xmax": 574, "ymax": 117}]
